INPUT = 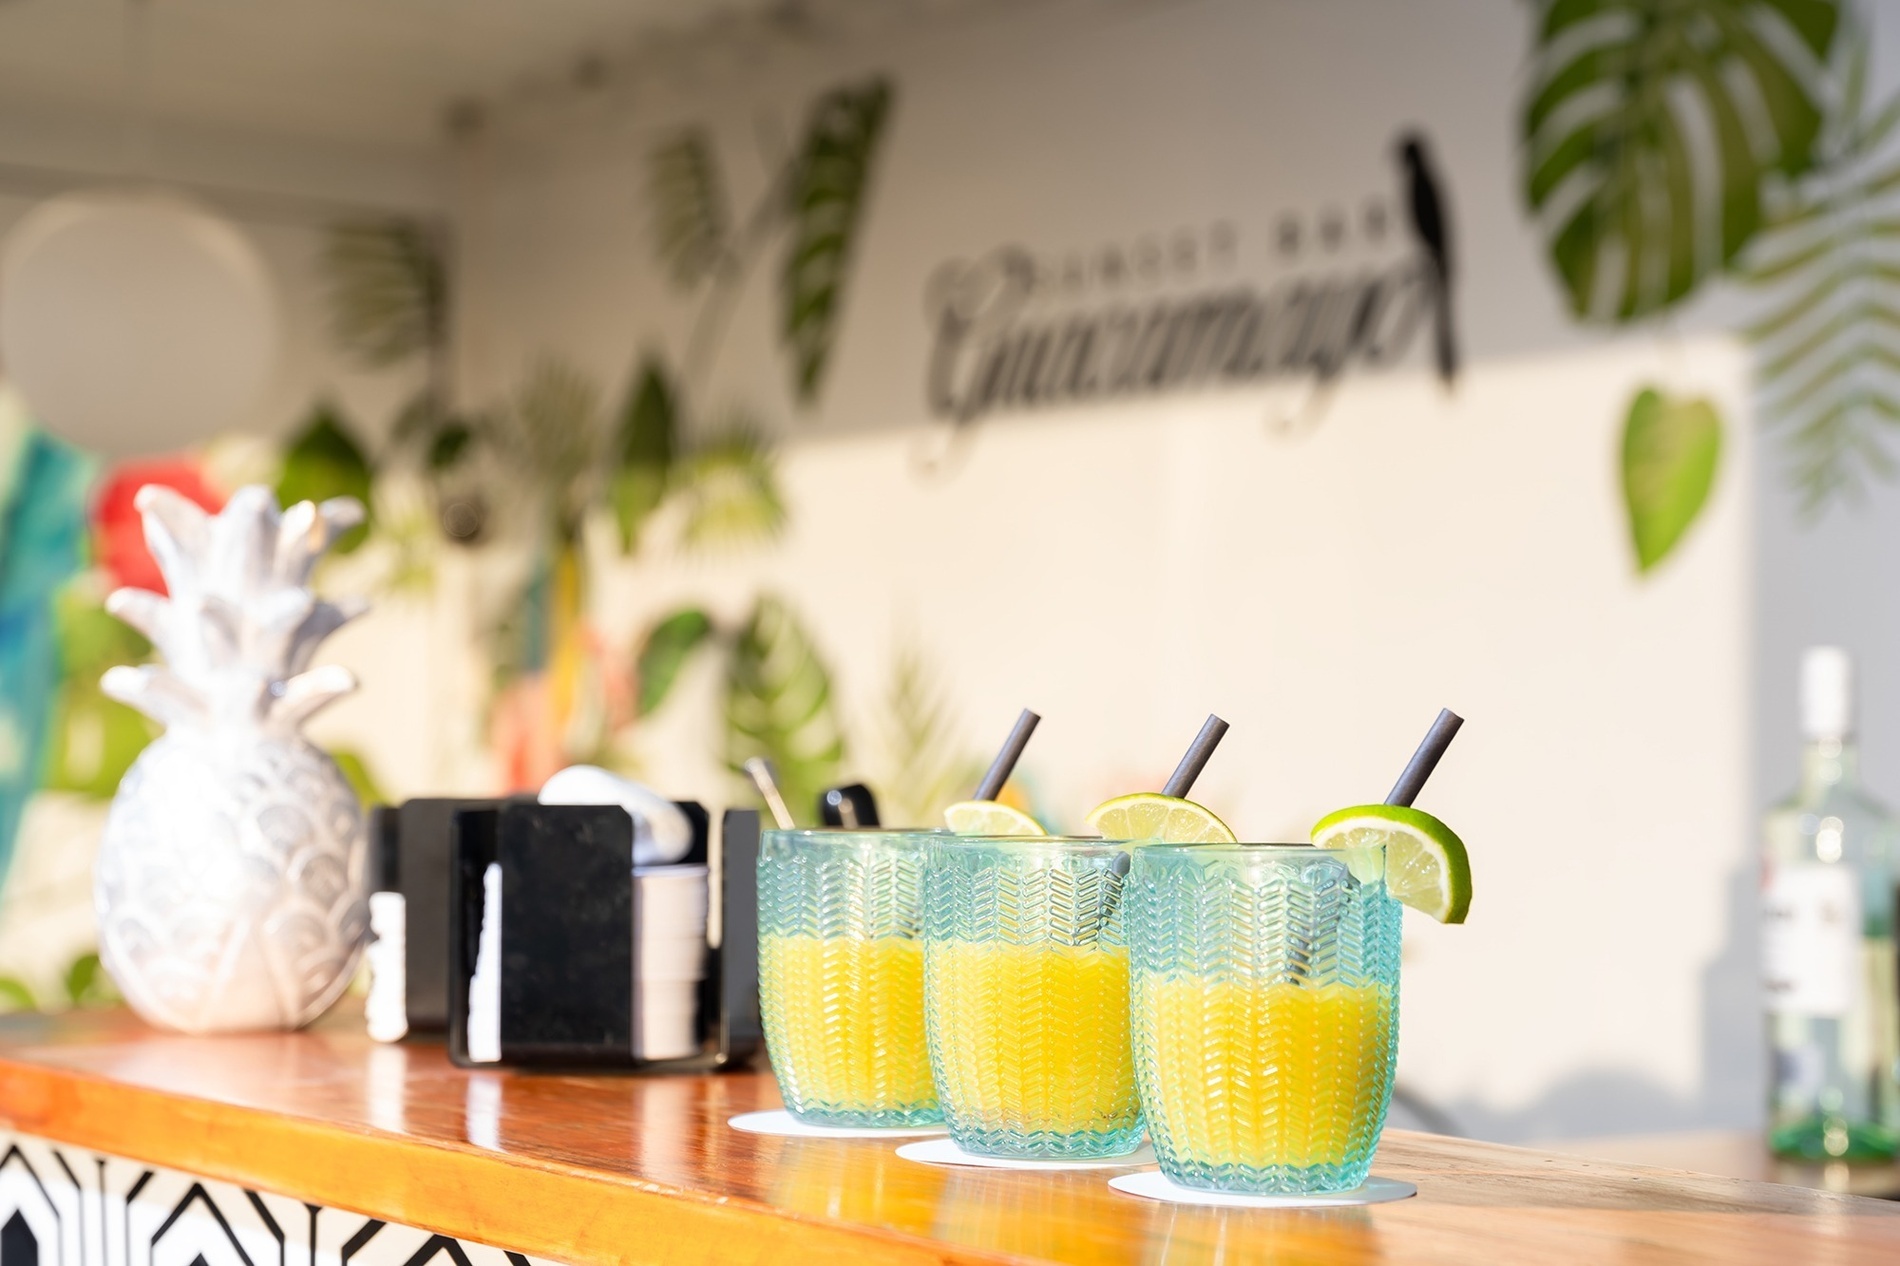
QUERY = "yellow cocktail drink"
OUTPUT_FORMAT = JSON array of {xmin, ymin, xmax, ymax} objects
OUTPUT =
[
  {"xmin": 925, "ymin": 940, "xmax": 1139, "ymax": 1142},
  {"xmin": 756, "ymin": 828, "xmax": 941, "ymax": 1127},
  {"xmin": 1137, "ymin": 976, "xmax": 1395, "ymax": 1169},
  {"xmin": 921, "ymin": 834, "xmax": 1145, "ymax": 1158},
  {"xmin": 758, "ymin": 933, "xmax": 937, "ymax": 1120}
]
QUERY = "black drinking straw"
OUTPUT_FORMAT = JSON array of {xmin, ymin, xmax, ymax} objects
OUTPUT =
[
  {"xmin": 1105, "ymin": 714, "xmax": 1230, "ymax": 877},
  {"xmin": 1384, "ymin": 709, "xmax": 1464, "ymax": 807},
  {"xmin": 1162, "ymin": 714, "xmax": 1230, "ymax": 797},
  {"xmin": 743, "ymin": 757, "xmax": 797, "ymax": 830},
  {"xmin": 972, "ymin": 709, "xmax": 1041, "ymax": 801}
]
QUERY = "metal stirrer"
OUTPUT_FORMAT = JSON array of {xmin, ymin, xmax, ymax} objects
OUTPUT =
[{"xmin": 743, "ymin": 757, "xmax": 797, "ymax": 830}]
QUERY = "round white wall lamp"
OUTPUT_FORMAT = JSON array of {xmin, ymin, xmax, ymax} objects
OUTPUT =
[{"xmin": 0, "ymin": 189, "xmax": 281, "ymax": 456}]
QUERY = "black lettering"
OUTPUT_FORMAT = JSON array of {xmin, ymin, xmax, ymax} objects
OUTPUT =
[
  {"xmin": 1044, "ymin": 319, "xmax": 1098, "ymax": 401},
  {"xmin": 1262, "ymin": 282, "xmax": 1315, "ymax": 375},
  {"xmin": 1158, "ymin": 292, "xmax": 1252, "ymax": 385},
  {"xmin": 1121, "ymin": 308, "xmax": 1173, "ymax": 390},
  {"xmin": 924, "ymin": 250, "xmax": 1036, "ymax": 423},
  {"xmin": 1099, "ymin": 309, "xmax": 1144, "ymax": 391},
  {"xmin": 1303, "ymin": 281, "xmax": 1360, "ymax": 382},
  {"xmin": 960, "ymin": 336, "xmax": 1014, "ymax": 424},
  {"xmin": 1361, "ymin": 259, "xmax": 1428, "ymax": 366},
  {"xmin": 1006, "ymin": 325, "xmax": 1057, "ymax": 405}
]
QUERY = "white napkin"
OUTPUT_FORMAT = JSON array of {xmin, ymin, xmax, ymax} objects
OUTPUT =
[{"xmin": 539, "ymin": 765, "xmax": 695, "ymax": 865}]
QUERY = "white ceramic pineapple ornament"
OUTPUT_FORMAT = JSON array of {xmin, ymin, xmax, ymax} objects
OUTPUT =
[{"xmin": 96, "ymin": 484, "xmax": 371, "ymax": 1032}]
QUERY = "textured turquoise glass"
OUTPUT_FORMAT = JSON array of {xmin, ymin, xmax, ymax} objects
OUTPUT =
[
  {"xmin": 923, "ymin": 836, "xmax": 1144, "ymax": 1158},
  {"xmin": 757, "ymin": 829, "xmax": 943, "ymax": 1127},
  {"xmin": 1126, "ymin": 844, "xmax": 1401, "ymax": 1193}
]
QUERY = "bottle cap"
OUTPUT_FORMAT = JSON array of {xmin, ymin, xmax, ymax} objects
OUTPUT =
[{"xmin": 1801, "ymin": 646, "xmax": 1854, "ymax": 741}]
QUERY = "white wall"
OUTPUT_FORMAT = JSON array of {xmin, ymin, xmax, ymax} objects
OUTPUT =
[{"xmin": 451, "ymin": 0, "xmax": 1762, "ymax": 1140}]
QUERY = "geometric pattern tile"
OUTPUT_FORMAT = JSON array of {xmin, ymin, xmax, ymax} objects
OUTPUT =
[{"xmin": 0, "ymin": 1134, "xmax": 564, "ymax": 1266}]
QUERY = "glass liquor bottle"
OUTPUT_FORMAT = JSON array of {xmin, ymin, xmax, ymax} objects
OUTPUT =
[{"xmin": 1763, "ymin": 647, "xmax": 1900, "ymax": 1160}]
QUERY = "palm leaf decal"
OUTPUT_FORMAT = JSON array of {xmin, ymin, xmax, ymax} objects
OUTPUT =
[
  {"xmin": 1522, "ymin": 0, "xmax": 1838, "ymax": 322},
  {"xmin": 781, "ymin": 78, "xmax": 893, "ymax": 405},
  {"xmin": 873, "ymin": 637, "xmax": 977, "ymax": 828},
  {"xmin": 499, "ymin": 358, "xmax": 607, "ymax": 541},
  {"xmin": 1742, "ymin": 36, "xmax": 1900, "ymax": 512},
  {"xmin": 672, "ymin": 422, "xmax": 786, "ymax": 551},
  {"xmin": 724, "ymin": 594, "xmax": 845, "ymax": 826},
  {"xmin": 321, "ymin": 219, "xmax": 448, "ymax": 366},
  {"xmin": 648, "ymin": 128, "xmax": 731, "ymax": 289}
]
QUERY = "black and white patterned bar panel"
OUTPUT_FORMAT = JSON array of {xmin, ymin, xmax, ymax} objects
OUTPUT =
[{"xmin": 0, "ymin": 1133, "xmax": 561, "ymax": 1266}]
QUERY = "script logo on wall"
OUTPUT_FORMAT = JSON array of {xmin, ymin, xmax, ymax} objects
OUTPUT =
[{"xmin": 924, "ymin": 131, "xmax": 1457, "ymax": 427}]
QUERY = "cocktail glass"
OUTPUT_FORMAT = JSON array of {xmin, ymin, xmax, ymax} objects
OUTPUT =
[
  {"xmin": 1126, "ymin": 842, "xmax": 1400, "ymax": 1193},
  {"xmin": 923, "ymin": 836, "xmax": 1144, "ymax": 1158},
  {"xmin": 758, "ymin": 829, "xmax": 942, "ymax": 1127}
]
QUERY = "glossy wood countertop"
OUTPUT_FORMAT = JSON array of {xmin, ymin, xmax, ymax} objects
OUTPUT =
[{"xmin": 0, "ymin": 1008, "xmax": 1895, "ymax": 1265}]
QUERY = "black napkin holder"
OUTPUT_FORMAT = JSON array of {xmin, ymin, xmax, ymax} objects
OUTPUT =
[
  {"xmin": 443, "ymin": 801, "xmax": 761, "ymax": 1071},
  {"xmin": 369, "ymin": 797, "xmax": 510, "ymax": 1035}
]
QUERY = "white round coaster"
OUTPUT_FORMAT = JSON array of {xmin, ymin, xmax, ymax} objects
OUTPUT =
[
  {"xmin": 1108, "ymin": 1171, "xmax": 1418, "ymax": 1208},
  {"xmin": 728, "ymin": 1110, "xmax": 948, "ymax": 1139},
  {"xmin": 897, "ymin": 1137, "xmax": 1156, "ymax": 1170}
]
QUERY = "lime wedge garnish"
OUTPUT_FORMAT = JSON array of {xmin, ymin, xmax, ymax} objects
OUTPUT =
[
  {"xmin": 1084, "ymin": 792, "xmax": 1236, "ymax": 843},
  {"xmin": 1311, "ymin": 804, "xmax": 1471, "ymax": 923},
  {"xmin": 943, "ymin": 800, "xmax": 1047, "ymax": 836}
]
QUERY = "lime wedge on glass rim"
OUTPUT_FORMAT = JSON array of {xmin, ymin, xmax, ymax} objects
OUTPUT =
[
  {"xmin": 1311, "ymin": 804, "xmax": 1471, "ymax": 923},
  {"xmin": 1084, "ymin": 792, "xmax": 1237, "ymax": 844},
  {"xmin": 943, "ymin": 800, "xmax": 1047, "ymax": 836}
]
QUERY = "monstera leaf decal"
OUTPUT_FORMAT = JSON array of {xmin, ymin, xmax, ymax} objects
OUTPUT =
[
  {"xmin": 782, "ymin": 78, "xmax": 893, "ymax": 405},
  {"xmin": 634, "ymin": 608, "xmax": 714, "ymax": 717},
  {"xmin": 611, "ymin": 356, "xmax": 679, "ymax": 552},
  {"xmin": 1622, "ymin": 386, "xmax": 1723, "ymax": 572},
  {"xmin": 1742, "ymin": 36, "xmax": 1900, "ymax": 512},
  {"xmin": 632, "ymin": 594, "xmax": 844, "ymax": 825},
  {"xmin": 1524, "ymin": 0, "xmax": 1838, "ymax": 322}
]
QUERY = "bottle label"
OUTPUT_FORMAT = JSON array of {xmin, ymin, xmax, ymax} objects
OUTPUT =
[{"xmin": 1762, "ymin": 863, "xmax": 1860, "ymax": 1018}]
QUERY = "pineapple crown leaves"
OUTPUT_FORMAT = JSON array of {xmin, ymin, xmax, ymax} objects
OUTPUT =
[{"xmin": 100, "ymin": 485, "xmax": 369, "ymax": 733}]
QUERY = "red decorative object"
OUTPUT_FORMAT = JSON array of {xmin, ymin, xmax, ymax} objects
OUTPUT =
[{"xmin": 93, "ymin": 459, "xmax": 224, "ymax": 594}]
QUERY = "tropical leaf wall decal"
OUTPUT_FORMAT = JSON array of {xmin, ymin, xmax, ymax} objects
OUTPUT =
[
  {"xmin": 1740, "ymin": 34, "xmax": 1900, "ymax": 512},
  {"xmin": 1622, "ymin": 386, "xmax": 1723, "ymax": 571},
  {"xmin": 648, "ymin": 128, "xmax": 733, "ymax": 290},
  {"xmin": 275, "ymin": 403, "xmax": 376, "ymax": 553},
  {"xmin": 321, "ymin": 219, "xmax": 448, "ymax": 367},
  {"xmin": 724, "ymin": 593, "xmax": 846, "ymax": 825},
  {"xmin": 1522, "ymin": 0, "xmax": 1839, "ymax": 322},
  {"xmin": 670, "ymin": 423, "xmax": 787, "ymax": 551},
  {"xmin": 640, "ymin": 77, "xmax": 896, "ymax": 410},
  {"xmin": 873, "ymin": 637, "xmax": 979, "ymax": 828},
  {"xmin": 634, "ymin": 608, "xmax": 715, "ymax": 717},
  {"xmin": 43, "ymin": 586, "xmax": 156, "ymax": 800},
  {"xmin": 496, "ymin": 357, "xmax": 609, "ymax": 543},
  {"xmin": 782, "ymin": 78, "xmax": 894, "ymax": 405},
  {"xmin": 612, "ymin": 356, "xmax": 679, "ymax": 552}
]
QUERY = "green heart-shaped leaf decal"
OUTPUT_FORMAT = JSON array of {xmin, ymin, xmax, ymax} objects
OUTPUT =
[{"xmin": 1622, "ymin": 387, "xmax": 1722, "ymax": 574}]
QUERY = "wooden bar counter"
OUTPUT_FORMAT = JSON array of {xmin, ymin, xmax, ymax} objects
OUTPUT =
[{"xmin": 0, "ymin": 1007, "xmax": 1894, "ymax": 1265}]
